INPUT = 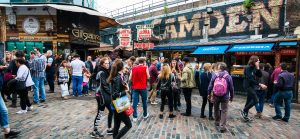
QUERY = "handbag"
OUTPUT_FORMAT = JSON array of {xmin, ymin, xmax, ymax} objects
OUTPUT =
[
  {"xmin": 123, "ymin": 106, "xmax": 134, "ymax": 117},
  {"xmin": 112, "ymin": 95, "xmax": 131, "ymax": 113},
  {"xmin": 171, "ymin": 75, "xmax": 179, "ymax": 91},
  {"xmin": 4, "ymin": 72, "xmax": 13, "ymax": 81},
  {"xmin": 15, "ymin": 70, "xmax": 29, "ymax": 91}
]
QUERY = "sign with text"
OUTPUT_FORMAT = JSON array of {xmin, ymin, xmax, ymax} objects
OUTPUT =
[
  {"xmin": 119, "ymin": 29, "xmax": 131, "ymax": 38},
  {"xmin": 134, "ymin": 43, "xmax": 154, "ymax": 50},
  {"xmin": 235, "ymin": 52, "xmax": 274, "ymax": 56},
  {"xmin": 71, "ymin": 29, "xmax": 100, "ymax": 44},
  {"xmin": 137, "ymin": 29, "xmax": 152, "ymax": 40},
  {"xmin": 280, "ymin": 48, "xmax": 297, "ymax": 55},
  {"xmin": 119, "ymin": 38, "xmax": 131, "ymax": 48}
]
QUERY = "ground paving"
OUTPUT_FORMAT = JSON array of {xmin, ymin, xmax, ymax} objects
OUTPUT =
[{"xmin": 2, "ymin": 87, "xmax": 300, "ymax": 139}]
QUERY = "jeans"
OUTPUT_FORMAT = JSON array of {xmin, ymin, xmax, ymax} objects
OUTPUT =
[
  {"xmin": 255, "ymin": 90, "xmax": 266, "ymax": 113},
  {"xmin": 275, "ymin": 91, "xmax": 293, "ymax": 119},
  {"xmin": 201, "ymin": 96, "xmax": 213, "ymax": 117},
  {"xmin": 46, "ymin": 70, "xmax": 55, "ymax": 91},
  {"xmin": 182, "ymin": 88, "xmax": 192, "ymax": 114},
  {"xmin": 243, "ymin": 87, "xmax": 258, "ymax": 114},
  {"xmin": 72, "ymin": 76, "xmax": 83, "ymax": 96},
  {"xmin": 113, "ymin": 112, "xmax": 132, "ymax": 139},
  {"xmin": 214, "ymin": 97, "xmax": 229, "ymax": 130},
  {"xmin": 0, "ymin": 74, "xmax": 4, "ymax": 100},
  {"xmin": 132, "ymin": 89, "xmax": 148, "ymax": 118},
  {"xmin": 0, "ymin": 96, "xmax": 9, "ymax": 128},
  {"xmin": 173, "ymin": 89, "xmax": 180, "ymax": 109},
  {"xmin": 160, "ymin": 89, "xmax": 174, "ymax": 112},
  {"xmin": 32, "ymin": 77, "xmax": 46, "ymax": 103}
]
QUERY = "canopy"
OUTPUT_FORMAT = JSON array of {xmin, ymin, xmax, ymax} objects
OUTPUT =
[
  {"xmin": 227, "ymin": 43, "xmax": 275, "ymax": 52},
  {"xmin": 191, "ymin": 45, "xmax": 229, "ymax": 55},
  {"xmin": 169, "ymin": 46, "xmax": 197, "ymax": 50},
  {"xmin": 2, "ymin": 4, "xmax": 120, "ymax": 29},
  {"xmin": 279, "ymin": 41, "xmax": 298, "ymax": 47}
]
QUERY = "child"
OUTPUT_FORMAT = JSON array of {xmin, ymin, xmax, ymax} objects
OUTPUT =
[
  {"xmin": 59, "ymin": 60, "xmax": 70, "ymax": 100},
  {"xmin": 82, "ymin": 69, "xmax": 91, "ymax": 96}
]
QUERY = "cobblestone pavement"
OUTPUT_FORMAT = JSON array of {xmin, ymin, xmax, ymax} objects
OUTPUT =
[{"xmin": 2, "ymin": 87, "xmax": 300, "ymax": 139}]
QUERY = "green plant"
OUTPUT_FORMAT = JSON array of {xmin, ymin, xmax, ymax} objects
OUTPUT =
[
  {"xmin": 164, "ymin": 5, "xmax": 169, "ymax": 14},
  {"xmin": 243, "ymin": 0, "xmax": 255, "ymax": 9}
]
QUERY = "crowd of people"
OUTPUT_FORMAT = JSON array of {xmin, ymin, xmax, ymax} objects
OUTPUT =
[{"xmin": 0, "ymin": 49, "xmax": 295, "ymax": 138}]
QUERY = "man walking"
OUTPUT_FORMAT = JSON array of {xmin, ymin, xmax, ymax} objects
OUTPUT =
[
  {"xmin": 46, "ymin": 50, "xmax": 55, "ymax": 93},
  {"xmin": 130, "ymin": 58, "xmax": 150, "ymax": 122},
  {"xmin": 272, "ymin": 63, "xmax": 294, "ymax": 122},
  {"xmin": 180, "ymin": 57, "xmax": 196, "ymax": 116},
  {"xmin": 71, "ymin": 54, "xmax": 86, "ymax": 97},
  {"xmin": 31, "ymin": 49, "xmax": 47, "ymax": 104},
  {"xmin": 149, "ymin": 58, "xmax": 159, "ymax": 105}
]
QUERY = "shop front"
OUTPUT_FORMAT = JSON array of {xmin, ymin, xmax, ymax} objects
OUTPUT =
[
  {"xmin": 148, "ymin": 45, "xmax": 197, "ymax": 61},
  {"xmin": 227, "ymin": 43, "xmax": 275, "ymax": 94}
]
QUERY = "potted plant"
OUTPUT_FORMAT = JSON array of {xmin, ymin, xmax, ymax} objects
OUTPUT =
[{"xmin": 243, "ymin": 0, "xmax": 255, "ymax": 14}]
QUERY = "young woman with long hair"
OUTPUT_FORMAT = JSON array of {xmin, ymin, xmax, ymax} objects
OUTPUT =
[
  {"xmin": 58, "ymin": 60, "xmax": 70, "ymax": 100},
  {"xmin": 107, "ymin": 59, "xmax": 132, "ymax": 139},
  {"xmin": 170, "ymin": 59, "xmax": 181, "ymax": 111},
  {"xmin": 91, "ymin": 57, "xmax": 114, "ymax": 137},
  {"xmin": 157, "ymin": 63, "xmax": 176, "ymax": 119}
]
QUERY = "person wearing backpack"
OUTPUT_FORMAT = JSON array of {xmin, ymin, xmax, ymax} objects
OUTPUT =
[
  {"xmin": 180, "ymin": 57, "xmax": 196, "ymax": 116},
  {"xmin": 240, "ymin": 56, "xmax": 266, "ymax": 121},
  {"xmin": 157, "ymin": 63, "xmax": 176, "ymax": 119},
  {"xmin": 208, "ymin": 62, "xmax": 234, "ymax": 133},
  {"xmin": 31, "ymin": 50, "xmax": 47, "ymax": 104},
  {"xmin": 200, "ymin": 63, "xmax": 214, "ymax": 120}
]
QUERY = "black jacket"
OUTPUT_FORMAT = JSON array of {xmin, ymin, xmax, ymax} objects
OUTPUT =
[
  {"xmin": 96, "ymin": 67, "xmax": 111, "ymax": 96},
  {"xmin": 111, "ymin": 73, "xmax": 127, "ymax": 100},
  {"xmin": 200, "ymin": 72, "xmax": 212, "ymax": 96},
  {"xmin": 157, "ymin": 74, "xmax": 173, "ymax": 91},
  {"xmin": 243, "ymin": 65, "xmax": 262, "ymax": 89},
  {"xmin": 8, "ymin": 59, "xmax": 30, "ymax": 75}
]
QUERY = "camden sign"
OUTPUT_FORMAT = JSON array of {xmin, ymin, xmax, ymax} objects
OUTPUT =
[{"xmin": 132, "ymin": 0, "xmax": 285, "ymax": 42}]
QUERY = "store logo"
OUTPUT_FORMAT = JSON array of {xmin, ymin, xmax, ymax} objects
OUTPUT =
[
  {"xmin": 72, "ymin": 29, "xmax": 100, "ymax": 44},
  {"xmin": 22, "ymin": 16, "xmax": 40, "ymax": 35}
]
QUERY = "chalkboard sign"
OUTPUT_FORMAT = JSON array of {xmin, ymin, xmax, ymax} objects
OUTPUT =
[{"xmin": 0, "ymin": 42, "xmax": 4, "ymax": 60}]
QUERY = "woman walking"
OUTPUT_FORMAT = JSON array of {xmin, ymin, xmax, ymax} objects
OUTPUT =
[
  {"xmin": 58, "ymin": 60, "xmax": 70, "ymax": 100},
  {"xmin": 157, "ymin": 63, "xmax": 176, "ymax": 119},
  {"xmin": 107, "ymin": 59, "xmax": 132, "ymax": 139},
  {"xmin": 91, "ymin": 57, "xmax": 114, "ymax": 138},
  {"xmin": 15, "ymin": 58, "xmax": 34, "ymax": 114},
  {"xmin": 200, "ymin": 63, "xmax": 214, "ymax": 120},
  {"xmin": 240, "ymin": 56, "xmax": 267, "ymax": 121}
]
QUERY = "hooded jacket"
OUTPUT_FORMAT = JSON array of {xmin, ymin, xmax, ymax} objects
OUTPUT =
[
  {"xmin": 180, "ymin": 63, "xmax": 196, "ymax": 88},
  {"xmin": 95, "ymin": 67, "xmax": 112, "ymax": 104}
]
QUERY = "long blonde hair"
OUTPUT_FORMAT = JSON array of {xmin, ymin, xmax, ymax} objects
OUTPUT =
[{"xmin": 159, "ymin": 63, "xmax": 171, "ymax": 79}]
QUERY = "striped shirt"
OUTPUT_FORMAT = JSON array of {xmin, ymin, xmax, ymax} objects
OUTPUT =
[{"xmin": 30, "ymin": 56, "xmax": 46, "ymax": 78}]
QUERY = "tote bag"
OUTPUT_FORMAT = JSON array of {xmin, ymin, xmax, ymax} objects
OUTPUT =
[{"xmin": 112, "ymin": 95, "xmax": 131, "ymax": 113}]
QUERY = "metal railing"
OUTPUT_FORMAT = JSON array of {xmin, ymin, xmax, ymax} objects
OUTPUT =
[{"xmin": 106, "ymin": 0, "xmax": 198, "ymax": 19}]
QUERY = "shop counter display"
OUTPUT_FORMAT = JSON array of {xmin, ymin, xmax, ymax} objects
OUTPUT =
[{"xmin": 230, "ymin": 65, "xmax": 247, "ymax": 94}]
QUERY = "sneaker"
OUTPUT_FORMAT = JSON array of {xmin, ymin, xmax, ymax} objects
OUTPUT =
[
  {"xmin": 107, "ymin": 129, "xmax": 113, "ymax": 135},
  {"xmin": 272, "ymin": 116, "xmax": 282, "ymax": 121},
  {"xmin": 5, "ymin": 130, "xmax": 20, "ymax": 138},
  {"xmin": 133, "ymin": 118, "xmax": 137, "ymax": 122},
  {"xmin": 27, "ymin": 106, "xmax": 33, "ymax": 111},
  {"xmin": 240, "ymin": 110, "xmax": 248, "ymax": 121},
  {"xmin": 169, "ymin": 114, "xmax": 176, "ymax": 118},
  {"xmin": 281, "ymin": 117, "xmax": 289, "ymax": 122},
  {"xmin": 220, "ymin": 127, "xmax": 227, "ymax": 133},
  {"xmin": 151, "ymin": 102, "xmax": 158, "ymax": 105},
  {"xmin": 40, "ymin": 100, "xmax": 45, "ymax": 103},
  {"xmin": 200, "ymin": 115, "xmax": 207, "ymax": 118},
  {"xmin": 181, "ymin": 113, "xmax": 191, "ymax": 116},
  {"xmin": 90, "ymin": 130, "xmax": 104, "ymax": 137},
  {"xmin": 209, "ymin": 117, "xmax": 215, "ymax": 120},
  {"xmin": 16, "ymin": 110, "xmax": 27, "ymax": 114},
  {"xmin": 143, "ymin": 113, "xmax": 149, "ymax": 119},
  {"xmin": 159, "ymin": 114, "xmax": 163, "ymax": 119}
]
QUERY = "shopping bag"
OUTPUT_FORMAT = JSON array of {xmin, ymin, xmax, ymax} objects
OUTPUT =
[
  {"xmin": 123, "ymin": 106, "xmax": 134, "ymax": 117},
  {"xmin": 112, "ymin": 95, "xmax": 131, "ymax": 113}
]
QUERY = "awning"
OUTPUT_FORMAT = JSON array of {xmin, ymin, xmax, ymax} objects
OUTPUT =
[
  {"xmin": 0, "ymin": 4, "xmax": 12, "ymax": 7},
  {"xmin": 227, "ymin": 43, "xmax": 275, "ymax": 52},
  {"xmin": 5, "ymin": 4, "xmax": 120, "ymax": 29},
  {"xmin": 151, "ymin": 47, "xmax": 169, "ymax": 50},
  {"xmin": 191, "ymin": 45, "xmax": 229, "ymax": 55},
  {"xmin": 169, "ymin": 46, "xmax": 197, "ymax": 50},
  {"xmin": 279, "ymin": 41, "xmax": 298, "ymax": 47}
]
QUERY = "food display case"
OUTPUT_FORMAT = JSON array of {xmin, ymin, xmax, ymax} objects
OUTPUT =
[{"xmin": 230, "ymin": 65, "xmax": 247, "ymax": 94}]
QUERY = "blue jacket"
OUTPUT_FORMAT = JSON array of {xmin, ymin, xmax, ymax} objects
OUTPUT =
[{"xmin": 276, "ymin": 70, "xmax": 294, "ymax": 91}]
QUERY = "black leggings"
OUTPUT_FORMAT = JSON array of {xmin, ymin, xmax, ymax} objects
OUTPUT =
[
  {"xmin": 243, "ymin": 87, "xmax": 259, "ymax": 114},
  {"xmin": 160, "ymin": 90, "xmax": 174, "ymax": 112},
  {"xmin": 201, "ymin": 96, "xmax": 213, "ymax": 117},
  {"xmin": 19, "ymin": 88, "xmax": 31, "ymax": 110},
  {"xmin": 173, "ymin": 89, "xmax": 180, "ymax": 109},
  {"xmin": 113, "ymin": 112, "xmax": 132, "ymax": 139},
  {"xmin": 94, "ymin": 96, "xmax": 114, "ymax": 131}
]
